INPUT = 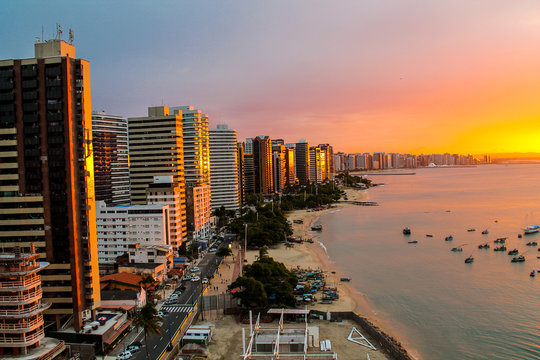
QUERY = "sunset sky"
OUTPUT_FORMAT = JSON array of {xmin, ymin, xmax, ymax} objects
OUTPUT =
[{"xmin": 2, "ymin": 1, "xmax": 540, "ymax": 154}]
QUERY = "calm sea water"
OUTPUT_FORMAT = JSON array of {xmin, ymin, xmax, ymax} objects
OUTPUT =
[{"xmin": 319, "ymin": 165, "xmax": 540, "ymax": 360}]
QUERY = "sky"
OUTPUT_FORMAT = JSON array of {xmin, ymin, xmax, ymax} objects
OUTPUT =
[{"xmin": 2, "ymin": 1, "xmax": 540, "ymax": 154}]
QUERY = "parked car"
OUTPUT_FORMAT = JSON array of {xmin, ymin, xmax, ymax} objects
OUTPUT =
[
  {"xmin": 209, "ymin": 247, "xmax": 217, "ymax": 253},
  {"xmin": 126, "ymin": 345, "xmax": 140, "ymax": 352},
  {"xmin": 202, "ymin": 278, "xmax": 208, "ymax": 285},
  {"xmin": 169, "ymin": 293, "xmax": 179, "ymax": 299},
  {"xmin": 190, "ymin": 267, "xmax": 200, "ymax": 273},
  {"xmin": 182, "ymin": 275, "xmax": 192, "ymax": 281},
  {"xmin": 157, "ymin": 311, "xmax": 166, "ymax": 317},
  {"xmin": 191, "ymin": 275, "xmax": 201, "ymax": 282},
  {"xmin": 117, "ymin": 350, "xmax": 133, "ymax": 360}
]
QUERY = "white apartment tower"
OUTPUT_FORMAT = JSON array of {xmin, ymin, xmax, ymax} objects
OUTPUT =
[{"xmin": 209, "ymin": 124, "xmax": 239, "ymax": 210}]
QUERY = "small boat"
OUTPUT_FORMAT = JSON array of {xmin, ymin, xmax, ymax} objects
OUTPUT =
[
  {"xmin": 340, "ymin": 277, "xmax": 351, "ymax": 282},
  {"xmin": 494, "ymin": 238, "xmax": 506, "ymax": 244},
  {"xmin": 478, "ymin": 243, "xmax": 490, "ymax": 249},
  {"xmin": 508, "ymin": 249, "xmax": 519, "ymax": 255},
  {"xmin": 311, "ymin": 225, "xmax": 323, "ymax": 231},
  {"xmin": 494, "ymin": 245, "xmax": 507, "ymax": 252},
  {"xmin": 523, "ymin": 225, "xmax": 540, "ymax": 234},
  {"xmin": 293, "ymin": 219, "xmax": 304, "ymax": 224},
  {"xmin": 467, "ymin": 229, "xmax": 476, "ymax": 232},
  {"xmin": 445, "ymin": 236, "xmax": 454, "ymax": 241},
  {"xmin": 465, "ymin": 256, "xmax": 474, "ymax": 263},
  {"xmin": 426, "ymin": 234, "xmax": 433, "ymax": 237},
  {"xmin": 518, "ymin": 234, "xmax": 522, "ymax": 238},
  {"xmin": 531, "ymin": 270, "xmax": 536, "ymax": 277},
  {"xmin": 403, "ymin": 227, "xmax": 411, "ymax": 235},
  {"xmin": 451, "ymin": 247, "xmax": 463, "ymax": 252},
  {"xmin": 481, "ymin": 230, "xmax": 489, "ymax": 235},
  {"xmin": 526, "ymin": 241, "xmax": 538, "ymax": 246},
  {"xmin": 511, "ymin": 255, "xmax": 525, "ymax": 263},
  {"xmin": 408, "ymin": 240, "xmax": 418, "ymax": 244}
]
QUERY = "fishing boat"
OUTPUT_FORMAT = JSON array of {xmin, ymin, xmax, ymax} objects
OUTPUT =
[
  {"xmin": 494, "ymin": 238, "xmax": 506, "ymax": 244},
  {"xmin": 507, "ymin": 249, "xmax": 519, "ymax": 255},
  {"xmin": 403, "ymin": 227, "xmax": 411, "ymax": 235},
  {"xmin": 408, "ymin": 240, "xmax": 418, "ymax": 244},
  {"xmin": 451, "ymin": 247, "xmax": 463, "ymax": 252},
  {"xmin": 518, "ymin": 234, "xmax": 523, "ymax": 238},
  {"xmin": 526, "ymin": 241, "xmax": 538, "ymax": 246},
  {"xmin": 311, "ymin": 224, "xmax": 323, "ymax": 231},
  {"xmin": 481, "ymin": 229, "xmax": 489, "ymax": 235},
  {"xmin": 426, "ymin": 234, "xmax": 433, "ymax": 237},
  {"xmin": 478, "ymin": 243, "xmax": 490, "ymax": 249},
  {"xmin": 340, "ymin": 277, "xmax": 351, "ymax": 282},
  {"xmin": 511, "ymin": 255, "xmax": 525, "ymax": 263},
  {"xmin": 465, "ymin": 256, "xmax": 474, "ymax": 263},
  {"xmin": 523, "ymin": 225, "xmax": 540, "ymax": 234},
  {"xmin": 531, "ymin": 270, "xmax": 536, "ymax": 277},
  {"xmin": 494, "ymin": 245, "xmax": 507, "ymax": 252},
  {"xmin": 445, "ymin": 235, "xmax": 453, "ymax": 241},
  {"xmin": 467, "ymin": 229, "xmax": 476, "ymax": 232}
]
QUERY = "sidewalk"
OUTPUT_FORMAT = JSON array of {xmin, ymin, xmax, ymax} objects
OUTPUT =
[{"xmin": 206, "ymin": 242, "xmax": 241, "ymax": 296}]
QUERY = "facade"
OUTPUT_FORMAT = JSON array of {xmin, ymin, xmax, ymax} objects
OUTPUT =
[
  {"xmin": 318, "ymin": 144, "xmax": 334, "ymax": 180},
  {"xmin": 252, "ymin": 136, "xmax": 273, "ymax": 194},
  {"xmin": 128, "ymin": 107, "xmax": 187, "ymax": 250},
  {"xmin": 236, "ymin": 142, "xmax": 245, "ymax": 206},
  {"xmin": 145, "ymin": 176, "xmax": 186, "ymax": 251},
  {"xmin": 128, "ymin": 245, "xmax": 172, "ymax": 267},
  {"xmin": 95, "ymin": 201, "xmax": 171, "ymax": 265},
  {"xmin": 0, "ymin": 39, "xmax": 100, "ymax": 330},
  {"xmin": 92, "ymin": 111, "xmax": 130, "ymax": 206},
  {"xmin": 185, "ymin": 184, "xmax": 212, "ymax": 241},
  {"xmin": 295, "ymin": 141, "xmax": 310, "ymax": 185},
  {"xmin": 272, "ymin": 144, "xmax": 287, "ymax": 192},
  {"xmin": 0, "ymin": 246, "xmax": 65, "ymax": 359},
  {"xmin": 243, "ymin": 153, "xmax": 255, "ymax": 194},
  {"xmin": 309, "ymin": 146, "xmax": 325, "ymax": 184},
  {"xmin": 209, "ymin": 124, "xmax": 239, "ymax": 210}
]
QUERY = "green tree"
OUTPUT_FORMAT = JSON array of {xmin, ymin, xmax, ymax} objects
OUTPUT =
[
  {"xmin": 133, "ymin": 303, "xmax": 162, "ymax": 359},
  {"xmin": 216, "ymin": 246, "xmax": 232, "ymax": 258}
]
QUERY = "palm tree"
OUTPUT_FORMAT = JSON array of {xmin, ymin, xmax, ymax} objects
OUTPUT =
[{"xmin": 132, "ymin": 303, "xmax": 162, "ymax": 359}]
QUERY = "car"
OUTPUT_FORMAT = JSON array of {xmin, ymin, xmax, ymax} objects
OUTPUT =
[
  {"xmin": 126, "ymin": 345, "xmax": 140, "ymax": 352},
  {"xmin": 191, "ymin": 275, "xmax": 201, "ymax": 282},
  {"xmin": 157, "ymin": 311, "xmax": 166, "ymax": 317},
  {"xmin": 190, "ymin": 267, "xmax": 200, "ymax": 273},
  {"xmin": 131, "ymin": 341, "xmax": 142, "ymax": 347},
  {"xmin": 202, "ymin": 278, "xmax": 209, "ymax": 285},
  {"xmin": 209, "ymin": 248, "xmax": 217, "ymax": 253},
  {"xmin": 117, "ymin": 350, "xmax": 133, "ymax": 360},
  {"xmin": 169, "ymin": 293, "xmax": 179, "ymax": 298},
  {"xmin": 182, "ymin": 275, "xmax": 192, "ymax": 281}
]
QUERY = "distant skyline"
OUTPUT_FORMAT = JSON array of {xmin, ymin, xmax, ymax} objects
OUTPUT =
[{"xmin": 2, "ymin": 1, "xmax": 540, "ymax": 154}]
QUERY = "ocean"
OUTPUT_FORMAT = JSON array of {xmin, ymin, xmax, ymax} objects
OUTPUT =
[{"xmin": 318, "ymin": 164, "xmax": 540, "ymax": 360}]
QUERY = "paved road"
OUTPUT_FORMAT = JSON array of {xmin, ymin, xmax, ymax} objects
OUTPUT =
[{"xmin": 125, "ymin": 249, "xmax": 222, "ymax": 360}]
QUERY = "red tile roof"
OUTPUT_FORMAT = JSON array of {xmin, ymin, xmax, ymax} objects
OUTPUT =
[{"xmin": 100, "ymin": 272, "xmax": 144, "ymax": 288}]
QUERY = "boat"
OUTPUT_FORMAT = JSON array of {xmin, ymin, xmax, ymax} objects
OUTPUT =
[
  {"xmin": 403, "ymin": 227, "xmax": 411, "ymax": 235},
  {"xmin": 494, "ymin": 245, "xmax": 507, "ymax": 252},
  {"xmin": 508, "ymin": 249, "xmax": 519, "ymax": 255},
  {"xmin": 426, "ymin": 234, "xmax": 433, "ymax": 237},
  {"xmin": 451, "ymin": 247, "xmax": 463, "ymax": 252},
  {"xmin": 293, "ymin": 219, "xmax": 303, "ymax": 224},
  {"xmin": 467, "ymin": 229, "xmax": 476, "ymax": 232},
  {"xmin": 340, "ymin": 278, "xmax": 351, "ymax": 282},
  {"xmin": 408, "ymin": 240, "xmax": 418, "ymax": 244},
  {"xmin": 494, "ymin": 238, "xmax": 506, "ymax": 244},
  {"xmin": 526, "ymin": 241, "xmax": 538, "ymax": 246},
  {"xmin": 523, "ymin": 225, "xmax": 540, "ymax": 234},
  {"xmin": 311, "ymin": 225, "xmax": 323, "ymax": 231},
  {"xmin": 465, "ymin": 256, "xmax": 474, "ymax": 263},
  {"xmin": 445, "ymin": 236, "xmax": 453, "ymax": 241},
  {"xmin": 511, "ymin": 255, "xmax": 525, "ymax": 263},
  {"xmin": 531, "ymin": 270, "xmax": 536, "ymax": 277},
  {"xmin": 481, "ymin": 230, "xmax": 489, "ymax": 235},
  {"xmin": 518, "ymin": 234, "xmax": 522, "ymax": 238},
  {"xmin": 478, "ymin": 243, "xmax": 490, "ymax": 249}
]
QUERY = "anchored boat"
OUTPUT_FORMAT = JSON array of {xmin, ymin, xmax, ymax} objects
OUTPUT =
[
  {"xmin": 403, "ymin": 227, "xmax": 411, "ymax": 235},
  {"xmin": 511, "ymin": 255, "xmax": 525, "ymax": 263},
  {"xmin": 465, "ymin": 256, "xmax": 474, "ymax": 263},
  {"xmin": 523, "ymin": 225, "xmax": 540, "ymax": 234}
]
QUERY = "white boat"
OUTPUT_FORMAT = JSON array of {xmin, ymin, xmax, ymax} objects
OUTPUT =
[{"xmin": 523, "ymin": 225, "xmax": 540, "ymax": 234}]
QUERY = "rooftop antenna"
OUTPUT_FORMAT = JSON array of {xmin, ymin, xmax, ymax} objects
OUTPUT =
[
  {"xmin": 69, "ymin": 28, "xmax": 74, "ymax": 44},
  {"xmin": 56, "ymin": 23, "xmax": 63, "ymax": 40},
  {"xmin": 41, "ymin": 25, "xmax": 44, "ymax": 42}
]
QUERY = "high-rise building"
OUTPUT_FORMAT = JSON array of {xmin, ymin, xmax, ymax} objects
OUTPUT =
[
  {"xmin": 0, "ymin": 246, "xmax": 66, "ymax": 359},
  {"xmin": 253, "ymin": 136, "xmax": 273, "ymax": 194},
  {"xmin": 237, "ymin": 142, "xmax": 245, "ymax": 206},
  {"xmin": 128, "ymin": 107, "xmax": 187, "ymax": 250},
  {"xmin": 0, "ymin": 39, "xmax": 100, "ymax": 330},
  {"xmin": 284, "ymin": 145, "xmax": 296, "ymax": 186},
  {"xmin": 272, "ymin": 144, "xmax": 287, "ymax": 192},
  {"xmin": 185, "ymin": 184, "xmax": 212, "ymax": 241},
  {"xmin": 209, "ymin": 124, "xmax": 239, "ymax": 210},
  {"xmin": 318, "ymin": 144, "xmax": 334, "ymax": 180},
  {"xmin": 243, "ymin": 153, "xmax": 255, "ymax": 194},
  {"xmin": 309, "ymin": 146, "xmax": 326, "ymax": 183},
  {"xmin": 92, "ymin": 111, "xmax": 130, "ymax": 206},
  {"xmin": 295, "ymin": 140, "xmax": 310, "ymax": 185}
]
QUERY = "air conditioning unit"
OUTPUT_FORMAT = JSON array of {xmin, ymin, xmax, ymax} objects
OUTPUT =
[{"xmin": 82, "ymin": 309, "xmax": 91, "ymax": 321}]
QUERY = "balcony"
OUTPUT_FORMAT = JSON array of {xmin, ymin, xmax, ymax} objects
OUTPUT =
[
  {"xmin": 0, "ymin": 327, "xmax": 44, "ymax": 347},
  {"xmin": 0, "ymin": 288, "xmax": 42, "ymax": 304},
  {"xmin": 0, "ymin": 302, "xmax": 50, "ymax": 318},
  {"xmin": 0, "ymin": 314, "xmax": 43, "ymax": 333},
  {"xmin": 0, "ymin": 276, "xmax": 40, "ymax": 290}
]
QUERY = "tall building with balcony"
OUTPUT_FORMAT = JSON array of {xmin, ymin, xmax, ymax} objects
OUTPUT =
[
  {"xmin": 0, "ymin": 246, "xmax": 65, "ymax": 359},
  {"xmin": 243, "ymin": 153, "xmax": 255, "ymax": 194},
  {"xmin": 0, "ymin": 39, "xmax": 100, "ymax": 331},
  {"xmin": 272, "ymin": 144, "xmax": 287, "ymax": 192},
  {"xmin": 309, "ymin": 146, "xmax": 325, "ymax": 184},
  {"xmin": 236, "ymin": 142, "xmax": 245, "ymax": 206},
  {"xmin": 318, "ymin": 144, "xmax": 334, "ymax": 180},
  {"xmin": 295, "ymin": 140, "xmax": 310, "ymax": 185},
  {"xmin": 253, "ymin": 136, "xmax": 273, "ymax": 194},
  {"xmin": 128, "ymin": 107, "xmax": 187, "ymax": 251},
  {"xmin": 92, "ymin": 112, "xmax": 130, "ymax": 206},
  {"xmin": 209, "ymin": 124, "xmax": 239, "ymax": 210}
]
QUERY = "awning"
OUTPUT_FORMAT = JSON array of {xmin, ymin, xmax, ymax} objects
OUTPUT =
[{"xmin": 104, "ymin": 319, "xmax": 132, "ymax": 345}]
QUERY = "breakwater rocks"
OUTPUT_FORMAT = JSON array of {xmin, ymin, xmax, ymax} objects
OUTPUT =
[{"xmin": 330, "ymin": 311, "xmax": 414, "ymax": 360}]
